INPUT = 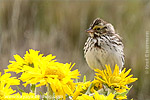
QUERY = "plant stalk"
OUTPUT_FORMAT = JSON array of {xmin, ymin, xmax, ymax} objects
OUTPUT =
[
  {"xmin": 47, "ymin": 83, "xmax": 53, "ymax": 100},
  {"xmin": 30, "ymin": 84, "xmax": 36, "ymax": 95}
]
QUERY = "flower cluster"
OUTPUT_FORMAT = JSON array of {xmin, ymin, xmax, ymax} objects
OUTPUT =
[
  {"xmin": 0, "ymin": 72, "xmax": 20, "ymax": 100},
  {"xmin": 72, "ymin": 65, "xmax": 138, "ymax": 100},
  {"xmin": 5, "ymin": 49, "xmax": 80, "ymax": 99},
  {"xmin": 94, "ymin": 65, "xmax": 138, "ymax": 99},
  {"xmin": 1, "ymin": 49, "xmax": 138, "ymax": 100},
  {"xmin": 95, "ymin": 65, "xmax": 137, "ymax": 90}
]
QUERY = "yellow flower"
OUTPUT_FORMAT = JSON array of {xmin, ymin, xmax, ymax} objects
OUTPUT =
[
  {"xmin": 0, "ymin": 72, "xmax": 20, "ymax": 100},
  {"xmin": 76, "ymin": 94, "xmax": 94, "ymax": 100},
  {"xmin": 115, "ymin": 88, "xmax": 129, "ymax": 100},
  {"xmin": 94, "ymin": 65, "xmax": 138, "ymax": 89},
  {"xmin": 76, "ymin": 91, "xmax": 115, "ymax": 100},
  {"xmin": 116, "ymin": 95, "xmax": 127, "ymax": 100},
  {"xmin": 45, "ymin": 63, "xmax": 80, "ymax": 99},
  {"xmin": 94, "ymin": 91, "xmax": 115, "ymax": 100},
  {"xmin": 24, "ymin": 49, "xmax": 44, "ymax": 65},
  {"xmin": 5, "ymin": 49, "xmax": 80, "ymax": 99},
  {"xmin": 4, "ymin": 92, "xmax": 40, "ymax": 100},
  {"xmin": 91, "ymin": 79, "xmax": 103, "ymax": 93},
  {"xmin": 5, "ymin": 49, "xmax": 46, "ymax": 74},
  {"xmin": 72, "ymin": 81, "xmax": 91, "ymax": 100}
]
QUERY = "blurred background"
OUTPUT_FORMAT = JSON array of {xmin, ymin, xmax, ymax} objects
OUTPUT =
[{"xmin": 0, "ymin": 0, "xmax": 150, "ymax": 100}]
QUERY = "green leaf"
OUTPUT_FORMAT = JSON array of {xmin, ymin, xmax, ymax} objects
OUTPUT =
[
  {"xmin": 85, "ymin": 83, "xmax": 94, "ymax": 95},
  {"xmin": 30, "ymin": 84, "xmax": 36, "ymax": 93},
  {"xmin": 75, "ymin": 79, "xmax": 78, "ymax": 83},
  {"xmin": 83, "ymin": 75, "xmax": 87, "ymax": 82},
  {"xmin": 39, "ymin": 91, "xmax": 43, "ymax": 96},
  {"xmin": 116, "ymin": 90, "xmax": 128, "ymax": 96},
  {"xmin": 115, "ymin": 86, "xmax": 133, "ymax": 96},
  {"xmin": 16, "ymin": 86, "xmax": 25, "ymax": 93}
]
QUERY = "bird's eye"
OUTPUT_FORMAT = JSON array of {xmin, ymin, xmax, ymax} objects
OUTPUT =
[{"xmin": 96, "ymin": 28, "xmax": 100, "ymax": 30}]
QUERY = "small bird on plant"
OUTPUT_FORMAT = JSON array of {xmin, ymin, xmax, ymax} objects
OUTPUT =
[{"xmin": 84, "ymin": 18, "xmax": 124, "ymax": 70}]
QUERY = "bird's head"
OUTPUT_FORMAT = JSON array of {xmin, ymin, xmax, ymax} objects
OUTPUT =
[{"xmin": 86, "ymin": 18, "xmax": 115, "ymax": 38}]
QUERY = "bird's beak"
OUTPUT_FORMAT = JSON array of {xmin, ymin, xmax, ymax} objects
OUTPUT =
[{"xmin": 86, "ymin": 29, "xmax": 94, "ymax": 33}]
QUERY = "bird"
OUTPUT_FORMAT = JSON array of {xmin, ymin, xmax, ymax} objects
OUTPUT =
[{"xmin": 84, "ymin": 18, "xmax": 124, "ymax": 71}]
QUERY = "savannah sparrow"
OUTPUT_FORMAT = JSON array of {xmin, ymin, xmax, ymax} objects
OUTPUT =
[{"xmin": 84, "ymin": 18, "xmax": 124, "ymax": 70}]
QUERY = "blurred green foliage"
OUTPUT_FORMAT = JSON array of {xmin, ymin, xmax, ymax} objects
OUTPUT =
[{"xmin": 0, "ymin": 0, "xmax": 150, "ymax": 100}]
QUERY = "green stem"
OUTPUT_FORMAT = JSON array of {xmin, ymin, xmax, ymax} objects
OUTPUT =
[
  {"xmin": 85, "ymin": 83, "xmax": 94, "ymax": 95},
  {"xmin": 30, "ymin": 84, "xmax": 36, "ymax": 95},
  {"xmin": 47, "ymin": 83, "xmax": 53, "ymax": 100}
]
